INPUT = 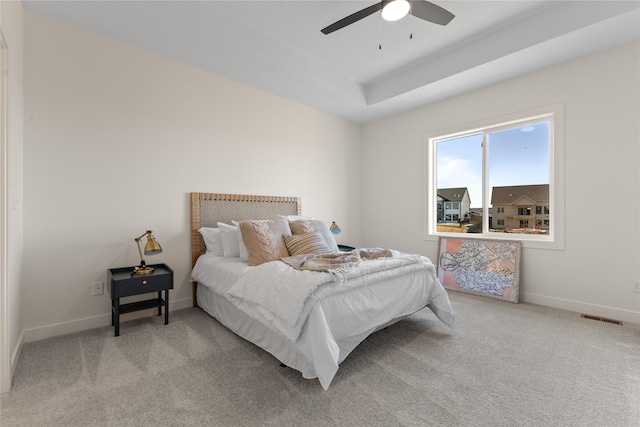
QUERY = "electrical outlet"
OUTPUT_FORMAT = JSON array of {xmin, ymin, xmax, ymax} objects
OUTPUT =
[
  {"xmin": 632, "ymin": 280, "xmax": 640, "ymax": 294},
  {"xmin": 92, "ymin": 281, "xmax": 104, "ymax": 296}
]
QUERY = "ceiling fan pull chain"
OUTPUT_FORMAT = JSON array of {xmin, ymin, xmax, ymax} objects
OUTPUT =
[
  {"xmin": 409, "ymin": 0, "xmax": 413, "ymax": 39},
  {"xmin": 379, "ymin": 13, "xmax": 383, "ymax": 50}
]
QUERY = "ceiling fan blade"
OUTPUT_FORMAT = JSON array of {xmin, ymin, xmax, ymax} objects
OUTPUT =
[
  {"xmin": 411, "ymin": 0, "xmax": 455, "ymax": 26},
  {"xmin": 321, "ymin": 3, "xmax": 383, "ymax": 35}
]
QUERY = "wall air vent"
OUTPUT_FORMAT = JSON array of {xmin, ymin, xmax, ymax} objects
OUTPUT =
[{"xmin": 581, "ymin": 314, "xmax": 623, "ymax": 326}]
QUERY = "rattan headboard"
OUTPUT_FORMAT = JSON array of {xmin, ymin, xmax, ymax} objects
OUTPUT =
[{"xmin": 190, "ymin": 192, "xmax": 302, "ymax": 268}]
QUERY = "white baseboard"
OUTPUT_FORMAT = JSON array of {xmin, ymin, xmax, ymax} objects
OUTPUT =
[
  {"xmin": 10, "ymin": 329, "xmax": 24, "ymax": 384},
  {"xmin": 522, "ymin": 292, "xmax": 640, "ymax": 326},
  {"xmin": 20, "ymin": 293, "xmax": 639, "ymax": 343},
  {"xmin": 23, "ymin": 297, "xmax": 193, "ymax": 343}
]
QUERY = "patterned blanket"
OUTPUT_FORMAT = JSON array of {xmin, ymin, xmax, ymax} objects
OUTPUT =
[{"xmin": 280, "ymin": 248, "xmax": 396, "ymax": 272}]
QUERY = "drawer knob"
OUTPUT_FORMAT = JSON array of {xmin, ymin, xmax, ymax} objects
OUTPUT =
[{"xmin": 142, "ymin": 280, "xmax": 147, "ymax": 285}]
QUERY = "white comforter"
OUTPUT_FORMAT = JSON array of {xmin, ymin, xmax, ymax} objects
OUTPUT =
[
  {"xmin": 226, "ymin": 252, "xmax": 436, "ymax": 341},
  {"xmin": 192, "ymin": 251, "xmax": 454, "ymax": 389}
]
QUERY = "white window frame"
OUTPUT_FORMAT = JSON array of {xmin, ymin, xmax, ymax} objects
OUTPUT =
[{"xmin": 423, "ymin": 103, "xmax": 565, "ymax": 250}]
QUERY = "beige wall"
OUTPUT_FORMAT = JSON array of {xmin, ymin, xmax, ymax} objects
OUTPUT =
[
  {"xmin": 362, "ymin": 41, "xmax": 640, "ymax": 323},
  {"xmin": 23, "ymin": 12, "xmax": 362, "ymax": 340}
]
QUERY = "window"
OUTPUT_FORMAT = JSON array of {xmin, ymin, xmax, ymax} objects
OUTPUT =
[{"xmin": 425, "ymin": 104, "xmax": 565, "ymax": 249}]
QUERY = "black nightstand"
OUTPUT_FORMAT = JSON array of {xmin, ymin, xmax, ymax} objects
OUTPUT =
[{"xmin": 107, "ymin": 263, "xmax": 173, "ymax": 336}]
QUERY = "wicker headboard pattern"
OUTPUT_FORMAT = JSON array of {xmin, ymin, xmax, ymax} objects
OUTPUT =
[{"xmin": 190, "ymin": 192, "xmax": 302, "ymax": 268}]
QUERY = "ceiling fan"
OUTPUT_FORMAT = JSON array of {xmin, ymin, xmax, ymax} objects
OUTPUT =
[{"xmin": 321, "ymin": 0, "xmax": 455, "ymax": 35}]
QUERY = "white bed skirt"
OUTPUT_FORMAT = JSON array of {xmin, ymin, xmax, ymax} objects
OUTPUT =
[{"xmin": 196, "ymin": 264, "xmax": 454, "ymax": 390}]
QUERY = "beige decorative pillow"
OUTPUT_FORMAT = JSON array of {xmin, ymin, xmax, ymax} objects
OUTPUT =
[
  {"xmin": 289, "ymin": 219, "xmax": 339, "ymax": 253},
  {"xmin": 239, "ymin": 219, "xmax": 292, "ymax": 266},
  {"xmin": 289, "ymin": 219, "xmax": 315, "ymax": 234},
  {"xmin": 283, "ymin": 232, "xmax": 332, "ymax": 256}
]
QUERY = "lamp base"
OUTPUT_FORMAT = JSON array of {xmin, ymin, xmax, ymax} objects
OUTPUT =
[{"xmin": 133, "ymin": 266, "xmax": 154, "ymax": 275}]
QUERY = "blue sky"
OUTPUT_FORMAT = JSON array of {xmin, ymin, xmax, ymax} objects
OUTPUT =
[{"xmin": 437, "ymin": 122, "xmax": 550, "ymax": 207}]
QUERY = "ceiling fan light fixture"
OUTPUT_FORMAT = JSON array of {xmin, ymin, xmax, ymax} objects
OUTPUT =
[{"xmin": 381, "ymin": 0, "xmax": 411, "ymax": 22}]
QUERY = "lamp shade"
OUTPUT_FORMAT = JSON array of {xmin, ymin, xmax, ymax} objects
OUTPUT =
[{"xmin": 144, "ymin": 237, "xmax": 162, "ymax": 255}]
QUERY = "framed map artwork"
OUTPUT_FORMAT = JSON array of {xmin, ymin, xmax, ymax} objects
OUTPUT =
[{"xmin": 437, "ymin": 237, "xmax": 521, "ymax": 303}]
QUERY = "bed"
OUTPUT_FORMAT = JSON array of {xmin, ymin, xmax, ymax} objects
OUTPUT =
[{"xmin": 189, "ymin": 192, "xmax": 455, "ymax": 389}]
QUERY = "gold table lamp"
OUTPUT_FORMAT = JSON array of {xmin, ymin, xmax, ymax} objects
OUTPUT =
[{"xmin": 133, "ymin": 230, "xmax": 163, "ymax": 274}]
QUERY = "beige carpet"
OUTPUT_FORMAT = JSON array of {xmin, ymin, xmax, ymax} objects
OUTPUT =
[{"xmin": 1, "ymin": 291, "xmax": 639, "ymax": 426}]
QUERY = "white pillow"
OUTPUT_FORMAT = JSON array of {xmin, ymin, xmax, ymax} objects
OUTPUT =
[
  {"xmin": 278, "ymin": 215, "xmax": 315, "ymax": 221},
  {"xmin": 217, "ymin": 222, "xmax": 240, "ymax": 258},
  {"xmin": 198, "ymin": 227, "xmax": 223, "ymax": 257},
  {"xmin": 313, "ymin": 220, "xmax": 339, "ymax": 253},
  {"xmin": 231, "ymin": 221, "xmax": 249, "ymax": 262}
]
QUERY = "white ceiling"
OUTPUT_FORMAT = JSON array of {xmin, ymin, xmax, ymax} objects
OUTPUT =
[{"xmin": 23, "ymin": 0, "xmax": 640, "ymax": 124}]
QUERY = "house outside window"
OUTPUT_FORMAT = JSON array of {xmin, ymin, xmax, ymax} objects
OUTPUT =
[
  {"xmin": 492, "ymin": 184, "xmax": 549, "ymax": 231},
  {"xmin": 437, "ymin": 188, "xmax": 471, "ymax": 225},
  {"xmin": 425, "ymin": 103, "xmax": 565, "ymax": 249}
]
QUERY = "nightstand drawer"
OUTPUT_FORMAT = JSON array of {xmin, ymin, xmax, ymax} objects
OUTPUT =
[
  {"xmin": 108, "ymin": 264, "xmax": 174, "ymax": 299},
  {"xmin": 111, "ymin": 275, "xmax": 171, "ymax": 298}
]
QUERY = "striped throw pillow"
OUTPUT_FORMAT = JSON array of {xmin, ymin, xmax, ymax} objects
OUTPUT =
[{"xmin": 283, "ymin": 232, "xmax": 332, "ymax": 256}]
